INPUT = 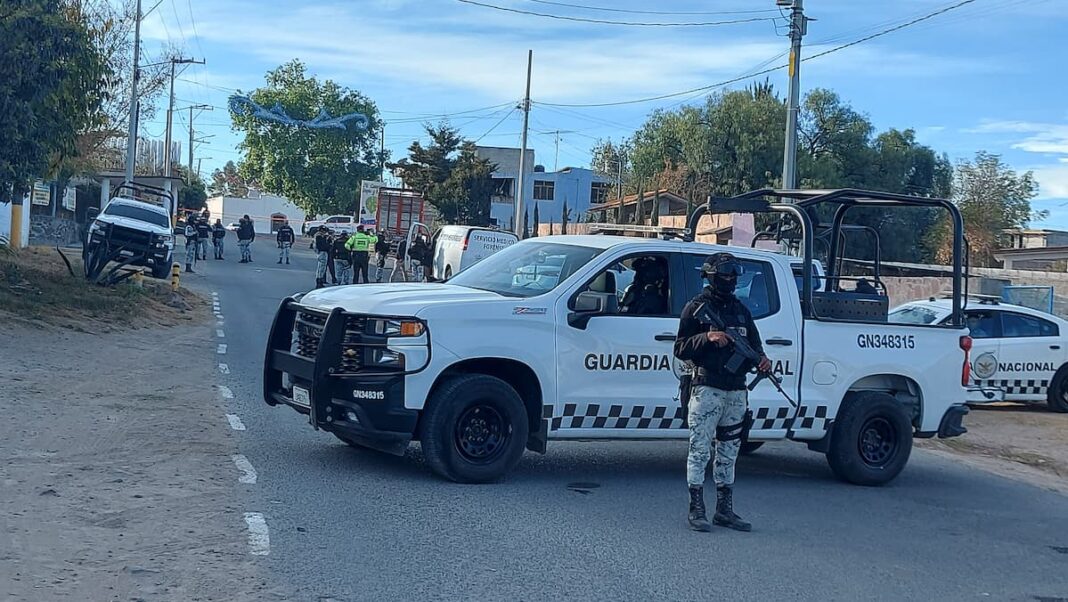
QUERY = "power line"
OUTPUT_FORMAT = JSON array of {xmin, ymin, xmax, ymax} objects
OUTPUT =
[
  {"xmin": 474, "ymin": 108, "xmax": 518, "ymax": 143},
  {"xmin": 454, "ymin": 0, "xmax": 779, "ymax": 27},
  {"xmin": 186, "ymin": 0, "xmax": 206, "ymax": 59},
  {"xmin": 536, "ymin": 0, "xmax": 978, "ymax": 108},
  {"xmin": 520, "ymin": 0, "xmax": 779, "ymax": 16}
]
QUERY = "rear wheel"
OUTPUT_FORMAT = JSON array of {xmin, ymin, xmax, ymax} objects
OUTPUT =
[
  {"xmin": 826, "ymin": 392, "xmax": 912, "ymax": 486},
  {"xmin": 419, "ymin": 374, "xmax": 528, "ymax": 483},
  {"xmin": 444, "ymin": 266, "xmax": 453, "ymax": 280},
  {"xmin": 1047, "ymin": 367, "xmax": 1068, "ymax": 413}
]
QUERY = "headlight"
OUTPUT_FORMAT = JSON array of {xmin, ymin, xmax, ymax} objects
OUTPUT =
[
  {"xmin": 369, "ymin": 318, "xmax": 425, "ymax": 337},
  {"xmin": 156, "ymin": 234, "xmax": 173, "ymax": 246},
  {"xmin": 370, "ymin": 349, "xmax": 404, "ymax": 366}
]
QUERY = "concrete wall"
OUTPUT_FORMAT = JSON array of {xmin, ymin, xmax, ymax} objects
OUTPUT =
[
  {"xmin": 29, "ymin": 215, "xmax": 81, "ymax": 246},
  {"xmin": 206, "ymin": 195, "xmax": 307, "ymax": 235}
]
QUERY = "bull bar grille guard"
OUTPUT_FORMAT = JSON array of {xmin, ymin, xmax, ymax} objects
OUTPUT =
[{"xmin": 262, "ymin": 297, "xmax": 431, "ymax": 427}]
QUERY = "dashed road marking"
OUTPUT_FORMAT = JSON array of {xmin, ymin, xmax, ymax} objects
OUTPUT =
[
  {"xmin": 233, "ymin": 455, "xmax": 258, "ymax": 484},
  {"xmin": 217, "ymin": 343, "xmax": 227, "ymax": 354},
  {"xmin": 226, "ymin": 414, "xmax": 246, "ymax": 431},
  {"xmin": 243, "ymin": 512, "xmax": 270, "ymax": 556},
  {"xmin": 217, "ymin": 385, "xmax": 234, "ymax": 399},
  {"xmin": 217, "ymin": 329, "xmax": 225, "ymax": 338},
  {"xmin": 219, "ymin": 363, "xmax": 230, "ymax": 374}
]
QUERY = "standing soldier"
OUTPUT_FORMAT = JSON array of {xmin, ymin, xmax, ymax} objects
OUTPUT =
[
  {"xmin": 183, "ymin": 216, "xmax": 199, "ymax": 273},
  {"xmin": 276, "ymin": 220, "xmax": 295, "ymax": 265},
  {"xmin": 674, "ymin": 252, "xmax": 771, "ymax": 533},
  {"xmin": 331, "ymin": 230, "xmax": 353, "ymax": 285},
  {"xmin": 345, "ymin": 225, "xmax": 376, "ymax": 284},
  {"xmin": 313, "ymin": 227, "xmax": 332, "ymax": 288},
  {"xmin": 212, "ymin": 219, "xmax": 226, "ymax": 260},
  {"xmin": 237, "ymin": 214, "xmax": 256, "ymax": 263},
  {"xmin": 374, "ymin": 232, "xmax": 391, "ymax": 282},
  {"xmin": 195, "ymin": 216, "xmax": 212, "ymax": 261}
]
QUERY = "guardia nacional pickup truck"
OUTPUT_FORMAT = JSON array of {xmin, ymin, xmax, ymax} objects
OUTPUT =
[{"xmin": 263, "ymin": 189, "xmax": 972, "ymax": 485}]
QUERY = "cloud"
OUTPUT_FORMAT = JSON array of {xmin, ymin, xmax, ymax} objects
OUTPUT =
[{"xmin": 966, "ymin": 120, "xmax": 1068, "ymax": 155}]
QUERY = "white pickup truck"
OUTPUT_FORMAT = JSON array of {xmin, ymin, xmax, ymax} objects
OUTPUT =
[{"xmin": 263, "ymin": 189, "xmax": 972, "ymax": 485}]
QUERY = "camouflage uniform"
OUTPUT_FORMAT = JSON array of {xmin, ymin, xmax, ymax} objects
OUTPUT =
[{"xmin": 687, "ymin": 386, "xmax": 747, "ymax": 487}]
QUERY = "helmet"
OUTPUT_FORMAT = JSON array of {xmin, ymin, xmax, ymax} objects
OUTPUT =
[{"xmin": 700, "ymin": 252, "xmax": 742, "ymax": 297}]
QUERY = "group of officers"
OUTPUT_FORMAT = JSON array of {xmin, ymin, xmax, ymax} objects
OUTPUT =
[
  {"xmin": 309, "ymin": 225, "xmax": 434, "ymax": 288},
  {"xmin": 181, "ymin": 209, "xmax": 257, "ymax": 272}
]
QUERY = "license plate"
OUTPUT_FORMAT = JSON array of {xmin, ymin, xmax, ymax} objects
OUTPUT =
[{"xmin": 292, "ymin": 386, "xmax": 310, "ymax": 407}]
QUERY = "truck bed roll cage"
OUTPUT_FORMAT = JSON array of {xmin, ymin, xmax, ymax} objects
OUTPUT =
[{"xmin": 686, "ymin": 188, "xmax": 966, "ymax": 327}]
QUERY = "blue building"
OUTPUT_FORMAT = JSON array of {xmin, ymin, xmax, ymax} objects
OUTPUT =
[{"xmin": 477, "ymin": 146, "xmax": 611, "ymax": 231}]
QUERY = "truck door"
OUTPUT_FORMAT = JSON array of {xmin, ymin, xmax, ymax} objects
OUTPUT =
[
  {"xmin": 553, "ymin": 252, "xmax": 686, "ymax": 437},
  {"xmin": 680, "ymin": 253, "xmax": 801, "ymax": 437},
  {"xmin": 996, "ymin": 310, "xmax": 1062, "ymax": 401}
]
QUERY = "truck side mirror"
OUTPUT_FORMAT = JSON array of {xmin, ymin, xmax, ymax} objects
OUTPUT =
[
  {"xmin": 568, "ymin": 291, "xmax": 617, "ymax": 329},
  {"xmin": 87, "ymin": 207, "xmax": 100, "ymax": 221}
]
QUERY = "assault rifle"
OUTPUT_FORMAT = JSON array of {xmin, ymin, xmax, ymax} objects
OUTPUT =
[{"xmin": 692, "ymin": 302, "xmax": 797, "ymax": 409}]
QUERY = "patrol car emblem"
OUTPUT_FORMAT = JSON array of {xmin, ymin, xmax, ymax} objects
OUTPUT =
[
  {"xmin": 513, "ymin": 307, "xmax": 547, "ymax": 315},
  {"xmin": 973, "ymin": 352, "xmax": 998, "ymax": 380}
]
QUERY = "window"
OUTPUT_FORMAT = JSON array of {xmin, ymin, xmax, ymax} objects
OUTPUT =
[
  {"xmin": 889, "ymin": 305, "xmax": 945, "ymax": 326},
  {"xmin": 590, "ymin": 182, "xmax": 611, "ymax": 205},
  {"xmin": 1002, "ymin": 312, "xmax": 1059, "ymax": 338},
  {"xmin": 447, "ymin": 241, "xmax": 603, "ymax": 298},
  {"xmin": 327, "ymin": 216, "xmax": 352, "ymax": 224},
  {"xmin": 533, "ymin": 180, "xmax": 555, "ymax": 201},
  {"xmin": 103, "ymin": 203, "xmax": 171, "ymax": 229},
  {"xmin": 963, "ymin": 310, "xmax": 1000, "ymax": 339},
  {"xmin": 580, "ymin": 254, "xmax": 673, "ymax": 317},
  {"xmin": 684, "ymin": 254, "xmax": 780, "ymax": 319}
]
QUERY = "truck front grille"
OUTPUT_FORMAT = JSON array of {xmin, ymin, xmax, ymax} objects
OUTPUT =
[
  {"xmin": 294, "ymin": 311, "xmax": 326, "ymax": 358},
  {"xmin": 109, "ymin": 225, "xmax": 153, "ymax": 250}
]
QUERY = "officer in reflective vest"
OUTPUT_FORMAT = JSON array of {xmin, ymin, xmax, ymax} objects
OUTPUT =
[{"xmin": 344, "ymin": 226, "xmax": 377, "ymax": 284}]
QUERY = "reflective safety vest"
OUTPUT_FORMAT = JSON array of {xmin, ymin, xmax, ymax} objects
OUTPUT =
[{"xmin": 345, "ymin": 232, "xmax": 377, "ymax": 252}]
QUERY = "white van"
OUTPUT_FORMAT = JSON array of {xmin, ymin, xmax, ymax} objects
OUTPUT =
[{"xmin": 431, "ymin": 226, "xmax": 519, "ymax": 281}]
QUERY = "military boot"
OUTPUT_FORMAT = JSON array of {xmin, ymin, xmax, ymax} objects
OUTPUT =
[
  {"xmin": 713, "ymin": 486, "xmax": 751, "ymax": 532},
  {"xmin": 185, "ymin": 264, "xmax": 194, "ymax": 273},
  {"xmin": 687, "ymin": 486, "xmax": 712, "ymax": 532}
]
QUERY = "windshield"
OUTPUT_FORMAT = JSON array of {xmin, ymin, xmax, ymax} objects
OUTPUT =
[
  {"xmin": 104, "ymin": 203, "xmax": 170, "ymax": 229},
  {"xmin": 888, "ymin": 305, "xmax": 945, "ymax": 325},
  {"xmin": 447, "ymin": 241, "xmax": 604, "ymax": 298}
]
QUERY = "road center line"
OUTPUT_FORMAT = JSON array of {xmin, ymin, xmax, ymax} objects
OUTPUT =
[
  {"xmin": 226, "ymin": 414, "xmax": 246, "ymax": 431},
  {"xmin": 217, "ymin": 385, "xmax": 234, "ymax": 399},
  {"xmin": 218, "ymin": 363, "xmax": 230, "ymax": 374},
  {"xmin": 217, "ymin": 329, "xmax": 226, "ymax": 338},
  {"xmin": 233, "ymin": 455, "xmax": 258, "ymax": 484},
  {"xmin": 217, "ymin": 344, "xmax": 227, "ymax": 354},
  {"xmin": 243, "ymin": 512, "xmax": 270, "ymax": 556}
]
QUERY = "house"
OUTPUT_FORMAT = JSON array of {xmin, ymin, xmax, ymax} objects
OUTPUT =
[
  {"xmin": 205, "ymin": 189, "xmax": 306, "ymax": 235},
  {"xmin": 475, "ymin": 146, "xmax": 611, "ymax": 230},
  {"xmin": 580, "ymin": 189, "xmax": 756, "ymax": 246},
  {"xmin": 995, "ymin": 228, "xmax": 1068, "ymax": 271}
]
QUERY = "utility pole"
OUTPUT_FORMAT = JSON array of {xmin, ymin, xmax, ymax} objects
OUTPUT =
[
  {"xmin": 514, "ymin": 49, "xmax": 532, "ymax": 237},
  {"xmin": 380, "ymin": 123, "xmax": 386, "ymax": 182},
  {"xmin": 780, "ymin": 0, "xmax": 807, "ymax": 191},
  {"xmin": 123, "ymin": 0, "xmax": 143, "ymax": 184},
  {"xmin": 553, "ymin": 130, "xmax": 560, "ymax": 172},
  {"xmin": 186, "ymin": 104, "xmax": 214, "ymax": 183},
  {"xmin": 164, "ymin": 57, "xmax": 205, "ymax": 181}
]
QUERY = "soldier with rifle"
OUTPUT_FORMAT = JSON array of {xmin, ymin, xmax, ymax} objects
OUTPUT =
[{"xmin": 674, "ymin": 252, "xmax": 772, "ymax": 533}]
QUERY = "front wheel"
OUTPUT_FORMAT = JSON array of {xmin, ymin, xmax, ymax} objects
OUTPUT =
[
  {"xmin": 739, "ymin": 442, "xmax": 764, "ymax": 455},
  {"xmin": 419, "ymin": 374, "xmax": 529, "ymax": 483},
  {"xmin": 151, "ymin": 255, "xmax": 172, "ymax": 279},
  {"xmin": 826, "ymin": 392, "xmax": 912, "ymax": 486},
  {"xmin": 1047, "ymin": 367, "xmax": 1068, "ymax": 413}
]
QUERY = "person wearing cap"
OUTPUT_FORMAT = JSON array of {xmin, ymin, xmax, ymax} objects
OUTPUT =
[
  {"xmin": 313, "ymin": 227, "xmax": 333, "ymax": 288},
  {"xmin": 211, "ymin": 218, "xmax": 226, "ymax": 260},
  {"xmin": 195, "ymin": 215, "xmax": 212, "ymax": 261},
  {"xmin": 674, "ymin": 252, "xmax": 772, "ymax": 533},
  {"xmin": 374, "ymin": 233, "xmax": 391, "ymax": 282},
  {"xmin": 183, "ymin": 215, "xmax": 199, "ymax": 273},
  {"xmin": 237, "ymin": 214, "xmax": 256, "ymax": 263},
  {"xmin": 276, "ymin": 220, "xmax": 295, "ymax": 265},
  {"xmin": 344, "ymin": 225, "xmax": 377, "ymax": 284}
]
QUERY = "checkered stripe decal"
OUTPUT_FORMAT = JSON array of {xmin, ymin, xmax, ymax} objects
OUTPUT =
[
  {"xmin": 753, "ymin": 405, "xmax": 829, "ymax": 431},
  {"xmin": 548, "ymin": 403, "xmax": 685, "ymax": 431},
  {"xmin": 976, "ymin": 379, "xmax": 1049, "ymax": 395},
  {"xmin": 545, "ymin": 403, "xmax": 831, "ymax": 432}
]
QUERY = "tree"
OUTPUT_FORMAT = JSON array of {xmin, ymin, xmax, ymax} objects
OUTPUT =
[
  {"xmin": 928, "ymin": 152, "xmax": 1044, "ymax": 267},
  {"xmin": 532, "ymin": 203, "xmax": 540, "ymax": 237},
  {"xmin": 0, "ymin": 0, "xmax": 109, "ymax": 202},
  {"xmin": 561, "ymin": 200, "xmax": 571, "ymax": 234},
  {"xmin": 175, "ymin": 166, "xmax": 208, "ymax": 210},
  {"xmin": 232, "ymin": 60, "xmax": 384, "ymax": 216},
  {"xmin": 210, "ymin": 160, "xmax": 251, "ymax": 197},
  {"xmin": 390, "ymin": 124, "xmax": 494, "ymax": 225},
  {"xmin": 522, "ymin": 209, "xmax": 530, "ymax": 239},
  {"xmin": 650, "ymin": 189, "xmax": 660, "ymax": 226},
  {"xmin": 590, "ymin": 138, "xmax": 629, "ymax": 198}
]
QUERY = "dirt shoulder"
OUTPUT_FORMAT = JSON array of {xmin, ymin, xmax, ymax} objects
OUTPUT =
[
  {"xmin": 0, "ymin": 320, "xmax": 283, "ymax": 600},
  {"xmin": 917, "ymin": 403, "xmax": 1068, "ymax": 495}
]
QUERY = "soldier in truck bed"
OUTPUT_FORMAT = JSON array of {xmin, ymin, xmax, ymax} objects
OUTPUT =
[{"xmin": 674, "ymin": 252, "xmax": 771, "ymax": 534}]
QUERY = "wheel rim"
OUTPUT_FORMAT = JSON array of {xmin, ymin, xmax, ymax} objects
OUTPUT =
[
  {"xmin": 454, "ymin": 404, "xmax": 510, "ymax": 464},
  {"xmin": 1059, "ymin": 379, "xmax": 1068, "ymax": 404},
  {"xmin": 858, "ymin": 417, "xmax": 897, "ymax": 468}
]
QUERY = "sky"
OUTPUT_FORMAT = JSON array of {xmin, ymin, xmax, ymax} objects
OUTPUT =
[{"xmin": 139, "ymin": 0, "xmax": 1068, "ymax": 227}]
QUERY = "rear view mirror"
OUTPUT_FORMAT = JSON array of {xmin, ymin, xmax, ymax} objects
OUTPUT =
[
  {"xmin": 87, "ymin": 207, "xmax": 100, "ymax": 221},
  {"xmin": 568, "ymin": 292, "xmax": 618, "ymax": 329}
]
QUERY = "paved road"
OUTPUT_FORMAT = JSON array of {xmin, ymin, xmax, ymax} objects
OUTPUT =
[{"xmin": 188, "ymin": 242, "xmax": 1068, "ymax": 602}]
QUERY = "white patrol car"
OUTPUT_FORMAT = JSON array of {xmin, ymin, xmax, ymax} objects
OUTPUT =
[
  {"xmin": 263, "ymin": 203, "xmax": 977, "ymax": 487},
  {"xmin": 890, "ymin": 298, "xmax": 1068, "ymax": 412}
]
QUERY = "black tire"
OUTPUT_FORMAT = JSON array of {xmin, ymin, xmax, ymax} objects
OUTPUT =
[
  {"xmin": 151, "ymin": 256, "xmax": 171, "ymax": 279},
  {"xmin": 1047, "ymin": 367, "xmax": 1068, "ymax": 413},
  {"xmin": 444, "ymin": 266, "xmax": 453, "ymax": 280},
  {"xmin": 419, "ymin": 374, "xmax": 528, "ymax": 483},
  {"xmin": 826, "ymin": 392, "xmax": 913, "ymax": 486},
  {"xmin": 739, "ymin": 442, "xmax": 764, "ymax": 455}
]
